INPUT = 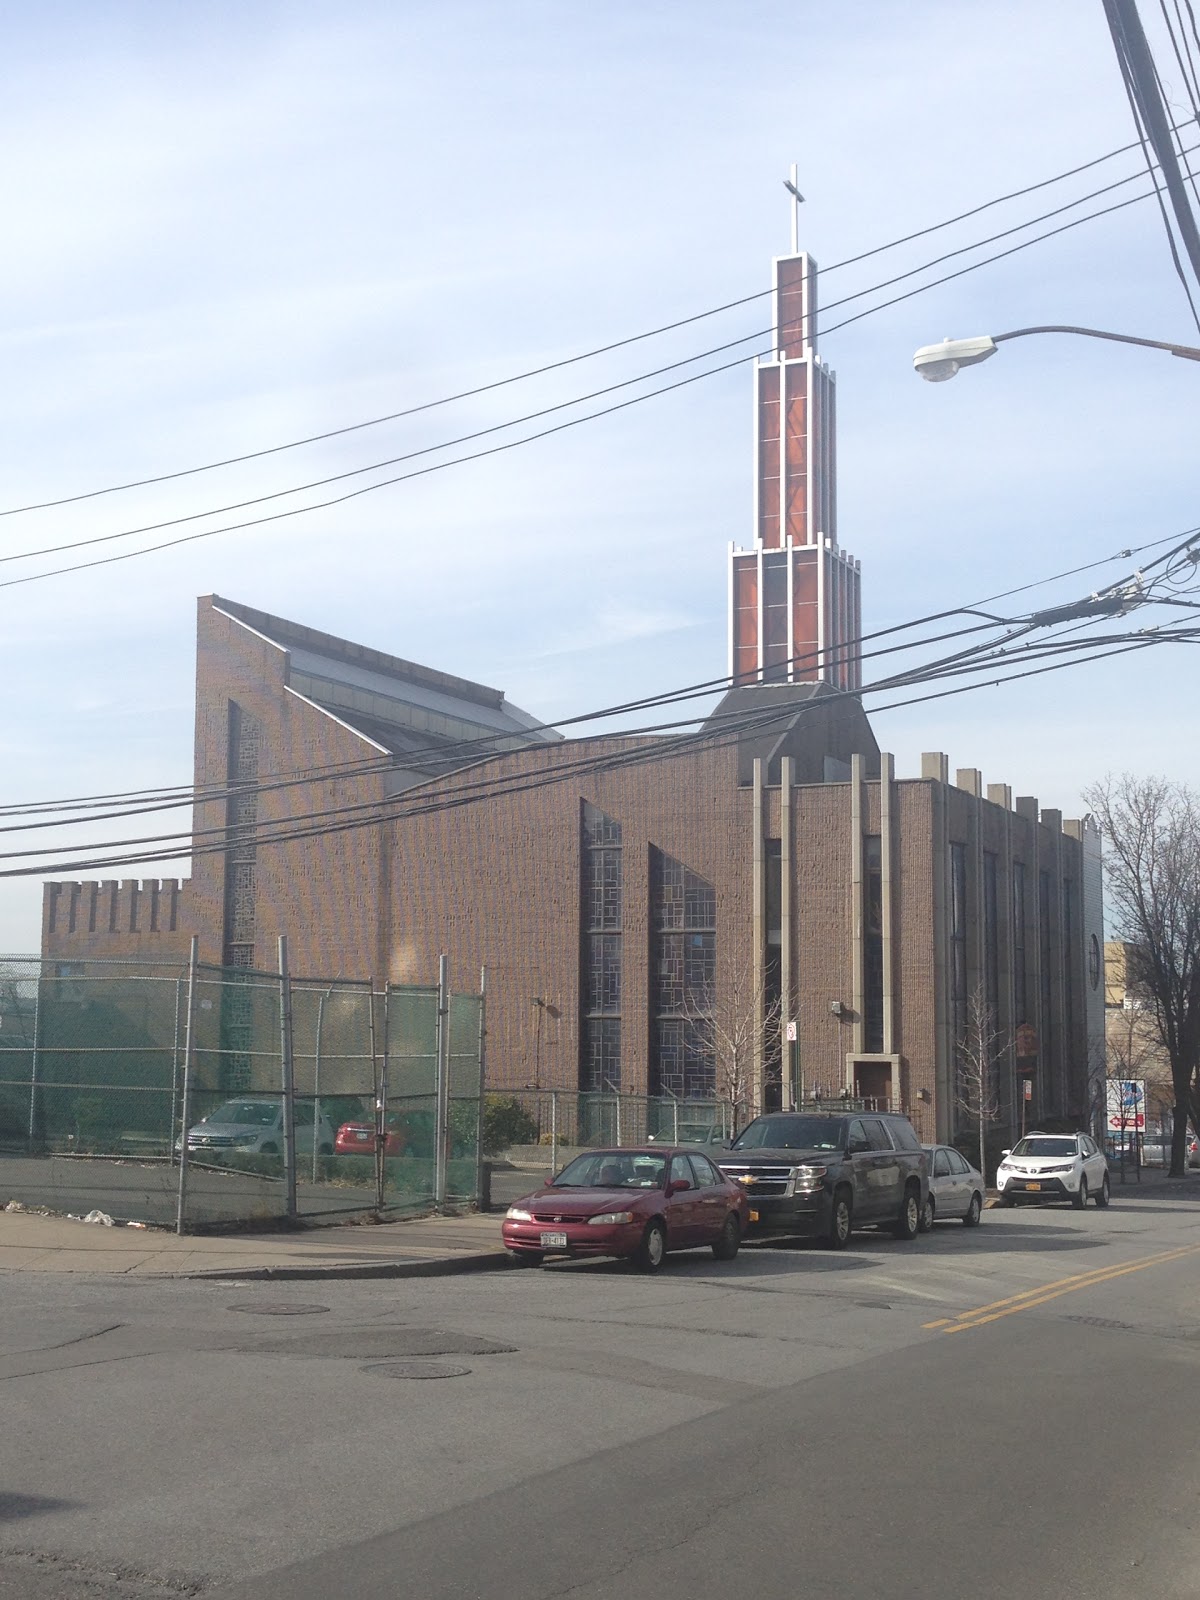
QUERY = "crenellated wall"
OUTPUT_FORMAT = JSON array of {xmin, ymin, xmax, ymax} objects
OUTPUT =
[{"xmin": 42, "ymin": 877, "xmax": 196, "ymax": 964}]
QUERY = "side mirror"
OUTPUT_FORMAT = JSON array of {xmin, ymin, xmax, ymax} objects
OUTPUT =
[
  {"xmin": 666, "ymin": 1179, "xmax": 692, "ymax": 1195},
  {"xmin": 846, "ymin": 1139, "xmax": 869, "ymax": 1155},
  {"xmin": 1000, "ymin": 1150, "xmax": 1011, "ymax": 1161}
]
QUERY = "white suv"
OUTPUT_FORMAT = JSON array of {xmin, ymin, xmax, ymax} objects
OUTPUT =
[{"xmin": 996, "ymin": 1131, "xmax": 1110, "ymax": 1209}]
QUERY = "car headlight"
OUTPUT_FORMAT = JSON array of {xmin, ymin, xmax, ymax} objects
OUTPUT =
[
  {"xmin": 505, "ymin": 1206, "xmax": 534, "ymax": 1221},
  {"xmin": 790, "ymin": 1164, "xmax": 826, "ymax": 1192},
  {"xmin": 1042, "ymin": 1164, "xmax": 1072, "ymax": 1174},
  {"xmin": 587, "ymin": 1211, "xmax": 634, "ymax": 1225},
  {"xmin": 231, "ymin": 1132, "xmax": 260, "ymax": 1146}
]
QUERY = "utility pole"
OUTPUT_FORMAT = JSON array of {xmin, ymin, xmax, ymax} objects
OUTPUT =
[{"xmin": 1102, "ymin": 0, "xmax": 1200, "ymax": 296}]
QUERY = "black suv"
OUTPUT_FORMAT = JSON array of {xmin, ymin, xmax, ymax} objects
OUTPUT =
[{"xmin": 716, "ymin": 1111, "xmax": 929, "ymax": 1249}]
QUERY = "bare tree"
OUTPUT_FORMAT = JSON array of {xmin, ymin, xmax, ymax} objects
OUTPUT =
[
  {"xmin": 956, "ymin": 984, "xmax": 1002, "ymax": 1181},
  {"xmin": 1084, "ymin": 775, "xmax": 1200, "ymax": 1177},
  {"xmin": 680, "ymin": 961, "xmax": 784, "ymax": 1125}
]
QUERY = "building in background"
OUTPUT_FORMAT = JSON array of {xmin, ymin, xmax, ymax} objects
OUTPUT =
[{"xmin": 1104, "ymin": 939, "xmax": 1174, "ymax": 1139}]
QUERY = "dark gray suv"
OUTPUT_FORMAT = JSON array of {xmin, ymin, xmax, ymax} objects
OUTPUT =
[{"xmin": 716, "ymin": 1111, "xmax": 929, "ymax": 1249}]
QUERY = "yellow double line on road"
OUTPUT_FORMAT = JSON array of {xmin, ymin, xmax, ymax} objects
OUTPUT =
[{"xmin": 923, "ymin": 1241, "xmax": 1200, "ymax": 1335}]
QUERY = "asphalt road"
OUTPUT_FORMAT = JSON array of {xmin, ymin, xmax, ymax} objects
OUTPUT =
[{"xmin": 2, "ymin": 1188, "xmax": 1199, "ymax": 1599}]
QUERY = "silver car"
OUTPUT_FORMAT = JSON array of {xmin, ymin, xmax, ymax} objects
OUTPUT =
[{"xmin": 919, "ymin": 1145, "xmax": 985, "ymax": 1230}]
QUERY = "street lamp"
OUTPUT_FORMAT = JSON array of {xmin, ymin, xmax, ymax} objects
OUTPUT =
[{"xmin": 913, "ymin": 324, "xmax": 1200, "ymax": 382}]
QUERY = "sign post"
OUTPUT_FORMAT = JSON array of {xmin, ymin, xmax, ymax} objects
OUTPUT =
[
  {"xmin": 786, "ymin": 1020, "xmax": 801, "ymax": 1110},
  {"xmin": 1107, "ymin": 1079, "xmax": 1145, "ymax": 1183}
]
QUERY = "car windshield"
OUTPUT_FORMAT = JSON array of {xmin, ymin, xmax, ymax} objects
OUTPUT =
[
  {"xmin": 203, "ymin": 1101, "xmax": 278, "ymax": 1127},
  {"xmin": 731, "ymin": 1115, "xmax": 847, "ymax": 1151},
  {"xmin": 551, "ymin": 1153, "xmax": 666, "ymax": 1189},
  {"xmin": 1011, "ymin": 1136, "xmax": 1077, "ymax": 1158}
]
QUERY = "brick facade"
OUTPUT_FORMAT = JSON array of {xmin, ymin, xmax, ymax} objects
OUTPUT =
[{"xmin": 43, "ymin": 597, "xmax": 1104, "ymax": 1145}]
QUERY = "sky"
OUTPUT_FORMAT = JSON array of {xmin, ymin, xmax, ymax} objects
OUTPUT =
[{"xmin": 3, "ymin": 0, "xmax": 1200, "ymax": 951}]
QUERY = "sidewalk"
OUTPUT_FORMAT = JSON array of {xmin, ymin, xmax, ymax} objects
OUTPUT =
[
  {"xmin": 3, "ymin": 1167, "xmax": 1195, "ymax": 1282},
  {"xmin": 0, "ymin": 1206, "xmax": 511, "ymax": 1281}
]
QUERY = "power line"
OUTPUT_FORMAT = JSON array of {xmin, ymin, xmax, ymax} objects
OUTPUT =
[
  {"xmin": 18, "ymin": 555, "xmax": 1200, "ymax": 875},
  {"xmin": 0, "ymin": 126, "xmax": 1183, "ymax": 522},
  {"xmin": 4, "ymin": 169, "xmax": 1191, "ymax": 596},
  {"xmin": 9, "ymin": 141, "xmax": 1198, "ymax": 579},
  {"xmin": 16, "ymin": 618, "xmax": 1197, "ymax": 881},
  {"xmin": 1104, "ymin": 0, "xmax": 1200, "ymax": 328},
  {"xmin": 5, "ymin": 523, "xmax": 1191, "ymax": 833}
]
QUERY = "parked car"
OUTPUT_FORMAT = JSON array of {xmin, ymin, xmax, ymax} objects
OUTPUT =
[
  {"xmin": 715, "ymin": 1110, "xmax": 928, "ymax": 1249},
  {"xmin": 334, "ymin": 1110, "xmax": 408, "ymax": 1157},
  {"xmin": 920, "ymin": 1145, "xmax": 985, "ymax": 1229},
  {"xmin": 502, "ymin": 1147, "xmax": 750, "ymax": 1272},
  {"xmin": 1189, "ymin": 1133, "xmax": 1200, "ymax": 1168},
  {"xmin": 995, "ymin": 1131, "xmax": 1109, "ymax": 1208},
  {"xmin": 181, "ymin": 1098, "xmax": 335, "ymax": 1157}
]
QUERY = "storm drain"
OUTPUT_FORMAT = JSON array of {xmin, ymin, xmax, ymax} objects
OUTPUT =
[
  {"xmin": 227, "ymin": 1302, "xmax": 331, "ymax": 1316},
  {"xmin": 363, "ymin": 1360, "xmax": 472, "ymax": 1380}
]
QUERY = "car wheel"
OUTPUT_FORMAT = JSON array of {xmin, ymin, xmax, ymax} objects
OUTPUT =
[
  {"xmin": 1095, "ymin": 1174, "xmax": 1111, "ymax": 1208},
  {"xmin": 1073, "ymin": 1176, "xmax": 1089, "ymax": 1209},
  {"xmin": 711, "ymin": 1213, "xmax": 740, "ymax": 1262},
  {"xmin": 892, "ymin": 1185, "xmax": 921, "ymax": 1241},
  {"xmin": 826, "ymin": 1190, "xmax": 853, "ymax": 1250},
  {"xmin": 260, "ymin": 1142, "xmax": 278, "ymax": 1155},
  {"xmin": 963, "ymin": 1191, "xmax": 983, "ymax": 1227},
  {"xmin": 507, "ymin": 1249, "xmax": 543, "ymax": 1267},
  {"xmin": 999, "ymin": 1190, "xmax": 1015, "ymax": 1207},
  {"xmin": 919, "ymin": 1195, "xmax": 935, "ymax": 1233},
  {"xmin": 318, "ymin": 1143, "xmax": 332, "ymax": 1157},
  {"xmin": 634, "ymin": 1219, "xmax": 667, "ymax": 1273}
]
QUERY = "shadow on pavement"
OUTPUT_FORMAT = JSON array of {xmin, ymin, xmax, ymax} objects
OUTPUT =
[{"xmin": 0, "ymin": 1492, "xmax": 80, "ymax": 1522}]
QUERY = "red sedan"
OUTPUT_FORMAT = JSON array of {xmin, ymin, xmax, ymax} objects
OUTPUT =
[
  {"xmin": 334, "ymin": 1112, "xmax": 407, "ymax": 1157},
  {"xmin": 502, "ymin": 1146, "xmax": 751, "ymax": 1272}
]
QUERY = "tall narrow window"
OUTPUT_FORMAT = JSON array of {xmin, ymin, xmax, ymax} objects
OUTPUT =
[
  {"xmin": 580, "ymin": 804, "xmax": 622, "ymax": 1091},
  {"xmin": 983, "ymin": 851, "xmax": 1000, "ymax": 1019},
  {"xmin": 650, "ymin": 851, "xmax": 716, "ymax": 1099},
  {"xmin": 864, "ymin": 835, "xmax": 884, "ymax": 1053},
  {"xmin": 1012, "ymin": 861, "xmax": 1028, "ymax": 1026},
  {"xmin": 1062, "ymin": 877, "xmax": 1075, "ymax": 1065},
  {"xmin": 950, "ymin": 843, "xmax": 969, "ymax": 1053},
  {"xmin": 1039, "ymin": 869, "xmax": 1054, "ymax": 1102},
  {"xmin": 221, "ymin": 701, "xmax": 262, "ymax": 1091}
]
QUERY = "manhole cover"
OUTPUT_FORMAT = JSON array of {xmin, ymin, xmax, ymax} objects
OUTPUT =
[
  {"xmin": 363, "ymin": 1360, "xmax": 472, "ymax": 1380},
  {"xmin": 227, "ymin": 1302, "xmax": 331, "ymax": 1316}
]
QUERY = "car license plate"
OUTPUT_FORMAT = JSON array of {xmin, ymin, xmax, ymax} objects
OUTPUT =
[
  {"xmin": 540, "ymin": 1231, "xmax": 568, "ymax": 1248},
  {"xmin": 748, "ymin": 1210, "xmax": 759, "ymax": 1223},
  {"xmin": 1026, "ymin": 1181, "xmax": 1041, "ymax": 1192}
]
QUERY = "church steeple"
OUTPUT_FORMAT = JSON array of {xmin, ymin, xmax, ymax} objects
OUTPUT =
[{"xmin": 728, "ymin": 179, "xmax": 861, "ymax": 690}]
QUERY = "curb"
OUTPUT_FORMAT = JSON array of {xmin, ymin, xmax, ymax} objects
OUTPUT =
[{"xmin": 169, "ymin": 1249, "xmax": 515, "ymax": 1283}]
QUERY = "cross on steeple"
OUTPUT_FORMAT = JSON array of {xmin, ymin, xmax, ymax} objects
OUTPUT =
[{"xmin": 783, "ymin": 164, "xmax": 804, "ymax": 255}]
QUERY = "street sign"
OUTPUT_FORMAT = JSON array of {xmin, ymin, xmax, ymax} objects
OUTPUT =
[
  {"xmin": 1106, "ymin": 1079, "xmax": 1146, "ymax": 1132},
  {"xmin": 1022, "ymin": 1079, "xmax": 1032, "ymax": 1102},
  {"xmin": 785, "ymin": 1021, "xmax": 797, "ymax": 1042}
]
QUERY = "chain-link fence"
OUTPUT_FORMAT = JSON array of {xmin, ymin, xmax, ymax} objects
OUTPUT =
[
  {"xmin": 479, "ymin": 1087, "xmax": 740, "ymax": 1169},
  {"xmin": 0, "ymin": 951, "xmax": 483, "ymax": 1232}
]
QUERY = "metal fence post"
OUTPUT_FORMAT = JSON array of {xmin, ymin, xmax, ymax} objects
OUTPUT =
[
  {"xmin": 168, "ymin": 974, "xmax": 183, "ymax": 1166},
  {"xmin": 26, "ymin": 965, "xmax": 42, "ymax": 1146},
  {"xmin": 434, "ymin": 954, "xmax": 450, "ymax": 1211},
  {"xmin": 175, "ymin": 937, "xmax": 199, "ymax": 1235},
  {"xmin": 312, "ymin": 984, "xmax": 333, "ymax": 1185},
  {"xmin": 372, "ymin": 979, "xmax": 385, "ymax": 1213},
  {"xmin": 278, "ymin": 935, "xmax": 297, "ymax": 1223},
  {"xmin": 474, "ymin": 966, "xmax": 487, "ymax": 1210},
  {"xmin": 550, "ymin": 1089, "xmax": 558, "ymax": 1177}
]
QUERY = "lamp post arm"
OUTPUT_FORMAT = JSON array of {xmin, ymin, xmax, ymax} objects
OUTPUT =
[{"xmin": 992, "ymin": 325, "xmax": 1200, "ymax": 362}]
